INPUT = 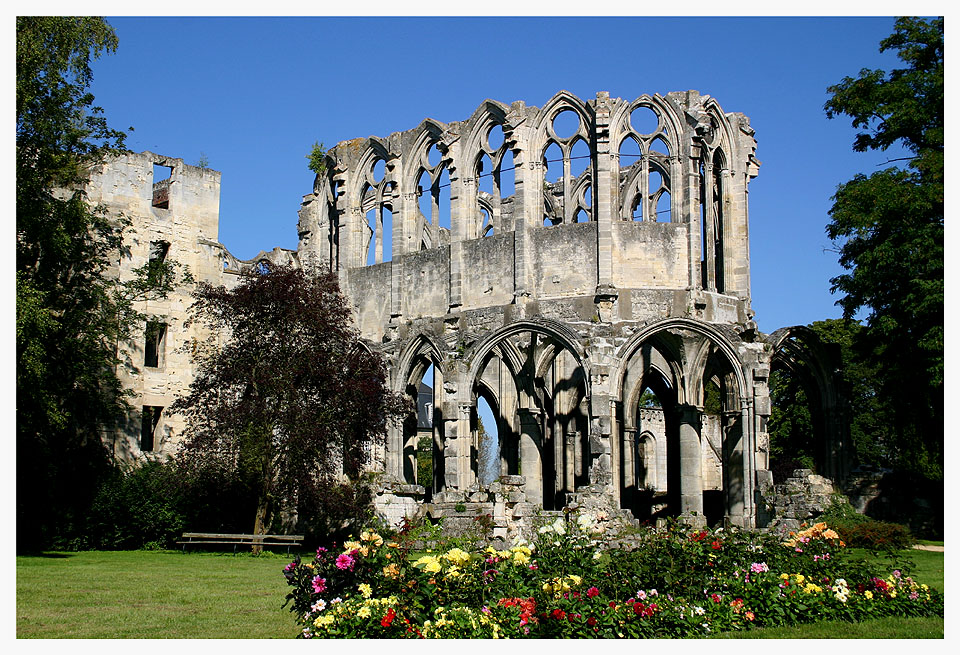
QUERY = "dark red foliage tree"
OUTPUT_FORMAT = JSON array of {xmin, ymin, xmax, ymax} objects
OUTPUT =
[{"xmin": 171, "ymin": 266, "xmax": 406, "ymax": 541}]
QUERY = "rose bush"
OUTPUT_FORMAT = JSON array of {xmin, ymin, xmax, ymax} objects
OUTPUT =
[{"xmin": 282, "ymin": 514, "xmax": 944, "ymax": 638}]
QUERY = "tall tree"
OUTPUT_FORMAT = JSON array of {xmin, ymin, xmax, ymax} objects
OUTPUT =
[
  {"xmin": 823, "ymin": 16, "xmax": 943, "ymax": 479},
  {"xmin": 171, "ymin": 267, "xmax": 406, "ymax": 543},
  {"xmin": 16, "ymin": 17, "xmax": 183, "ymax": 550}
]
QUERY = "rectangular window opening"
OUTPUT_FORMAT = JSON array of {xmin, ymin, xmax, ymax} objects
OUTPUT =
[
  {"xmin": 152, "ymin": 164, "xmax": 173, "ymax": 209},
  {"xmin": 148, "ymin": 240, "xmax": 170, "ymax": 283},
  {"xmin": 144, "ymin": 321, "xmax": 167, "ymax": 368},
  {"xmin": 140, "ymin": 405, "xmax": 163, "ymax": 452}
]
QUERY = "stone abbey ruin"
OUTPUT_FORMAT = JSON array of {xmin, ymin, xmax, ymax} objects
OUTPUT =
[{"xmin": 92, "ymin": 90, "xmax": 852, "ymax": 536}]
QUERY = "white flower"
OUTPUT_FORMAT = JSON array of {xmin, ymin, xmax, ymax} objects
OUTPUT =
[
  {"xmin": 694, "ymin": 606, "xmax": 705, "ymax": 616},
  {"xmin": 551, "ymin": 517, "xmax": 566, "ymax": 535},
  {"xmin": 311, "ymin": 599, "xmax": 327, "ymax": 613}
]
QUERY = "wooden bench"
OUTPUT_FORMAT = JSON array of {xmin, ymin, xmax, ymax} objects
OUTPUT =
[{"xmin": 176, "ymin": 532, "xmax": 304, "ymax": 553}]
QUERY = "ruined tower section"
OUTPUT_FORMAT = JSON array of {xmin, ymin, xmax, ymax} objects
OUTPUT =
[
  {"xmin": 297, "ymin": 91, "xmax": 776, "ymax": 533},
  {"xmin": 85, "ymin": 152, "xmax": 227, "ymax": 461}
]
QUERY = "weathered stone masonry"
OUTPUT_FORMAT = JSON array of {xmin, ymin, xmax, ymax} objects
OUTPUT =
[{"xmin": 94, "ymin": 90, "xmax": 852, "ymax": 536}]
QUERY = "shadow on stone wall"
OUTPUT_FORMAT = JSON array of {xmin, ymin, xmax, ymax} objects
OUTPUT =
[{"xmin": 844, "ymin": 470, "xmax": 943, "ymax": 540}]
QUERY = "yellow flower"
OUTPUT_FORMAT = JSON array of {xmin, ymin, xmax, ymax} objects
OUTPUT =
[
  {"xmin": 513, "ymin": 551, "xmax": 530, "ymax": 565},
  {"xmin": 359, "ymin": 583, "xmax": 372, "ymax": 598},
  {"xmin": 921, "ymin": 584, "xmax": 929, "ymax": 591},
  {"xmin": 568, "ymin": 574, "xmax": 582, "ymax": 586},
  {"xmin": 865, "ymin": 591, "xmax": 873, "ymax": 600},
  {"xmin": 304, "ymin": 563, "xmax": 315, "ymax": 570},
  {"xmin": 357, "ymin": 605, "xmax": 371, "ymax": 618},
  {"xmin": 780, "ymin": 573, "xmax": 790, "ymax": 580},
  {"xmin": 313, "ymin": 614, "xmax": 335, "ymax": 627},
  {"xmin": 822, "ymin": 529, "xmax": 839, "ymax": 540},
  {"xmin": 359, "ymin": 546, "xmax": 370, "ymax": 557},
  {"xmin": 425, "ymin": 560, "xmax": 442, "ymax": 573},
  {"xmin": 890, "ymin": 591, "xmax": 897, "ymax": 598},
  {"xmin": 542, "ymin": 582, "xmax": 553, "ymax": 594},
  {"xmin": 343, "ymin": 540, "xmax": 361, "ymax": 552},
  {"xmin": 444, "ymin": 547, "xmax": 471, "ymax": 566}
]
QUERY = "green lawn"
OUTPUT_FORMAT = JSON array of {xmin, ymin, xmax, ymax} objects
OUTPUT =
[
  {"xmin": 17, "ymin": 547, "xmax": 944, "ymax": 639},
  {"xmin": 713, "ymin": 616, "xmax": 944, "ymax": 639},
  {"xmin": 17, "ymin": 550, "xmax": 298, "ymax": 638},
  {"xmin": 847, "ymin": 547, "xmax": 945, "ymax": 591}
]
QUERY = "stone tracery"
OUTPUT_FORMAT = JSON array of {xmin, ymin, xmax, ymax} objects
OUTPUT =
[{"xmin": 93, "ymin": 89, "xmax": 848, "ymax": 539}]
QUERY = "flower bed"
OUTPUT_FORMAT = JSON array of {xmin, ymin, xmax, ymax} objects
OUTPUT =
[{"xmin": 281, "ymin": 517, "xmax": 943, "ymax": 638}]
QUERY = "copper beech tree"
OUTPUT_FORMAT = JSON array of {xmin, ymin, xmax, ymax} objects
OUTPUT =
[{"xmin": 172, "ymin": 267, "xmax": 406, "ymax": 540}]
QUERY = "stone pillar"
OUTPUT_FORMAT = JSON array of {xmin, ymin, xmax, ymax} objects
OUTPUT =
[
  {"xmin": 685, "ymin": 144, "xmax": 702, "ymax": 289},
  {"xmin": 457, "ymin": 402, "xmax": 474, "ymax": 489},
  {"xmin": 564, "ymin": 430, "xmax": 576, "ymax": 493},
  {"xmin": 678, "ymin": 404, "xmax": 705, "ymax": 525},
  {"xmin": 722, "ymin": 410, "xmax": 745, "ymax": 525},
  {"xmin": 593, "ymin": 91, "xmax": 614, "ymax": 287},
  {"xmin": 621, "ymin": 426, "xmax": 637, "ymax": 491},
  {"xmin": 702, "ymin": 160, "xmax": 715, "ymax": 291},
  {"xmin": 511, "ymin": 125, "xmax": 536, "ymax": 298},
  {"xmin": 518, "ymin": 407, "xmax": 543, "ymax": 503}
]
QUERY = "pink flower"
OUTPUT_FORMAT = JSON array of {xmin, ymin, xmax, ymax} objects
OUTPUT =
[
  {"xmin": 587, "ymin": 586, "xmax": 600, "ymax": 598},
  {"xmin": 335, "ymin": 553, "xmax": 355, "ymax": 570},
  {"xmin": 311, "ymin": 576, "xmax": 326, "ymax": 594}
]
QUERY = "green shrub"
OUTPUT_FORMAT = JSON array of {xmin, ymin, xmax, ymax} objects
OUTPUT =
[
  {"xmin": 820, "ymin": 498, "xmax": 914, "ymax": 551},
  {"xmin": 85, "ymin": 461, "xmax": 184, "ymax": 550}
]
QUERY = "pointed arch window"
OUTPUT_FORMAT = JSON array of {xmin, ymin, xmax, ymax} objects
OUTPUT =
[{"xmin": 618, "ymin": 103, "xmax": 674, "ymax": 222}]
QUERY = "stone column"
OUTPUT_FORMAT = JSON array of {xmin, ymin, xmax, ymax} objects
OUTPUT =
[
  {"xmin": 518, "ymin": 407, "xmax": 543, "ymax": 503},
  {"xmin": 511, "ymin": 125, "xmax": 536, "ymax": 298},
  {"xmin": 564, "ymin": 430, "xmax": 577, "ymax": 493},
  {"xmin": 722, "ymin": 410, "xmax": 745, "ymax": 525},
  {"xmin": 593, "ymin": 91, "xmax": 615, "ymax": 287},
  {"xmin": 457, "ymin": 402, "xmax": 474, "ymax": 489},
  {"xmin": 621, "ymin": 426, "xmax": 637, "ymax": 491},
  {"xmin": 677, "ymin": 403, "xmax": 705, "ymax": 525}
]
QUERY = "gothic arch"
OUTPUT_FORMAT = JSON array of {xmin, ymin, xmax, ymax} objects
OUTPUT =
[{"xmin": 767, "ymin": 326, "xmax": 849, "ymax": 481}]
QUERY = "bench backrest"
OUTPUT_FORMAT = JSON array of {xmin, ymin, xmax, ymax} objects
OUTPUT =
[{"xmin": 181, "ymin": 533, "xmax": 304, "ymax": 542}]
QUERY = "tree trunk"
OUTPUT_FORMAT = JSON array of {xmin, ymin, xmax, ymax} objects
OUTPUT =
[{"xmin": 252, "ymin": 486, "xmax": 273, "ymax": 555}]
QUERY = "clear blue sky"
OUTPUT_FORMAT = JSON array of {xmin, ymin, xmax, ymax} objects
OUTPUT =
[{"xmin": 90, "ymin": 16, "xmax": 911, "ymax": 334}]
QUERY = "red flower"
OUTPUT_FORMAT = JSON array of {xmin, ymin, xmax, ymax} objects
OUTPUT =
[
  {"xmin": 381, "ymin": 608, "xmax": 396, "ymax": 627},
  {"xmin": 711, "ymin": 540, "xmax": 722, "ymax": 550},
  {"xmin": 608, "ymin": 601, "xmax": 616, "ymax": 608},
  {"xmin": 586, "ymin": 586, "xmax": 600, "ymax": 598},
  {"xmin": 710, "ymin": 593, "xmax": 722, "ymax": 603},
  {"xmin": 634, "ymin": 602, "xmax": 646, "ymax": 615},
  {"xmin": 587, "ymin": 617, "xmax": 597, "ymax": 626},
  {"xmin": 551, "ymin": 609, "xmax": 567, "ymax": 620}
]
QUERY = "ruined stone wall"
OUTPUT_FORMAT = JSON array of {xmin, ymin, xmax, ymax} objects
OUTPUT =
[
  {"xmin": 95, "ymin": 90, "xmax": 851, "ymax": 535},
  {"xmin": 295, "ymin": 91, "xmax": 776, "ymax": 531},
  {"xmin": 88, "ymin": 152, "xmax": 301, "ymax": 462}
]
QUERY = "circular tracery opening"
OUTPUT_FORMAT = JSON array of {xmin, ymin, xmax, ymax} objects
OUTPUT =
[
  {"xmin": 487, "ymin": 124, "xmax": 505, "ymax": 151},
  {"xmin": 551, "ymin": 109, "xmax": 581, "ymax": 140},
  {"xmin": 630, "ymin": 105, "xmax": 660, "ymax": 135}
]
